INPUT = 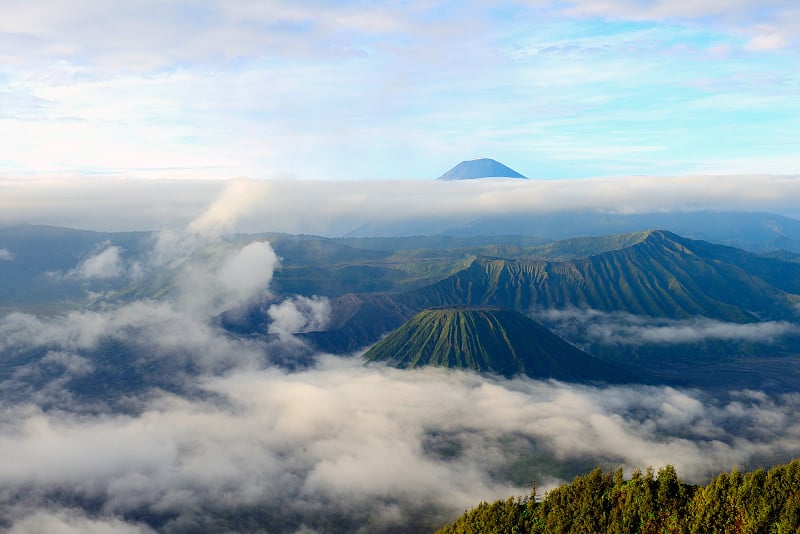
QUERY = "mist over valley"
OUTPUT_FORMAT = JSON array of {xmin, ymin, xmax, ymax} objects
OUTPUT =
[{"xmin": 2, "ymin": 176, "xmax": 800, "ymax": 532}]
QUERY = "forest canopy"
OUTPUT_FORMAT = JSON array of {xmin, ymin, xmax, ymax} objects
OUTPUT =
[{"xmin": 437, "ymin": 459, "xmax": 800, "ymax": 534}]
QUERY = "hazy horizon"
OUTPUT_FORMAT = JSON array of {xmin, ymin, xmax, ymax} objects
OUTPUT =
[{"xmin": 3, "ymin": 174, "xmax": 800, "ymax": 234}]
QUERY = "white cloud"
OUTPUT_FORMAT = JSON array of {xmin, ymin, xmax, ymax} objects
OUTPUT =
[
  {"xmin": 217, "ymin": 241, "xmax": 278, "ymax": 306},
  {"xmin": 0, "ymin": 292, "xmax": 275, "ymax": 373},
  {"xmin": 1, "ymin": 358, "xmax": 800, "ymax": 530},
  {"xmin": 71, "ymin": 245, "xmax": 124, "ymax": 279},
  {"xmin": 268, "ymin": 295, "xmax": 330, "ymax": 339},
  {"xmin": 0, "ymin": 1, "xmax": 425, "ymax": 71},
  {"xmin": 0, "ymin": 231, "xmax": 282, "ymax": 371},
  {"xmin": 7, "ymin": 508, "xmax": 155, "ymax": 534},
  {"xmin": 0, "ymin": 178, "xmax": 225, "ymax": 231},
  {"xmin": 631, "ymin": 321, "xmax": 798, "ymax": 344},
  {"xmin": 540, "ymin": 308, "xmax": 800, "ymax": 345},
  {"xmin": 0, "ymin": 248, "xmax": 13, "ymax": 261},
  {"xmin": 187, "ymin": 179, "xmax": 267, "ymax": 237},
  {"xmin": 3, "ymin": 175, "xmax": 800, "ymax": 234}
]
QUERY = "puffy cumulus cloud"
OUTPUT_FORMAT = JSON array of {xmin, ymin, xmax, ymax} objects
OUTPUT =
[
  {"xmin": 217, "ymin": 242, "xmax": 279, "ymax": 306},
  {"xmin": 0, "ymin": 235, "xmax": 281, "ymax": 373},
  {"xmin": 147, "ymin": 179, "xmax": 266, "ymax": 268},
  {"xmin": 0, "ymin": 248, "xmax": 13, "ymax": 261},
  {"xmin": 3, "ymin": 175, "xmax": 800, "ymax": 234},
  {"xmin": 0, "ymin": 298, "xmax": 271, "ymax": 374},
  {"xmin": 268, "ymin": 295, "xmax": 331, "ymax": 340},
  {"xmin": 166, "ymin": 240, "xmax": 279, "ymax": 317},
  {"xmin": 1, "ymin": 358, "xmax": 800, "ymax": 531},
  {"xmin": 98, "ymin": 181, "xmax": 280, "ymax": 315},
  {"xmin": 71, "ymin": 245, "xmax": 124, "ymax": 279}
]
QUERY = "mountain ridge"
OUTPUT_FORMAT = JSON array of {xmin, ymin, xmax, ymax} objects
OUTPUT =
[
  {"xmin": 304, "ymin": 230, "xmax": 800, "ymax": 353},
  {"xmin": 399, "ymin": 229, "xmax": 798, "ymax": 321}
]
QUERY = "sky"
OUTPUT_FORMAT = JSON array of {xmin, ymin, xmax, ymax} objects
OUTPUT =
[{"xmin": 2, "ymin": 0, "xmax": 800, "ymax": 181}]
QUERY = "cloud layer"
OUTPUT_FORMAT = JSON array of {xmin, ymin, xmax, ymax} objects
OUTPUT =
[
  {"xmin": 2, "ymin": 175, "xmax": 800, "ymax": 234},
  {"xmin": 2, "ymin": 356, "xmax": 800, "ymax": 532},
  {"xmin": 540, "ymin": 308, "xmax": 800, "ymax": 346}
]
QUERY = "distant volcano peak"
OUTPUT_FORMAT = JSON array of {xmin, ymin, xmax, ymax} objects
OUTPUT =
[{"xmin": 437, "ymin": 158, "xmax": 527, "ymax": 180}]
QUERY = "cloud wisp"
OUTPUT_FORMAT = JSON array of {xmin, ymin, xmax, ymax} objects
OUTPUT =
[
  {"xmin": 69, "ymin": 245, "xmax": 125, "ymax": 279},
  {"xmin": 540, "ymin": 308, "xmax": 800, "ymax": 346}
]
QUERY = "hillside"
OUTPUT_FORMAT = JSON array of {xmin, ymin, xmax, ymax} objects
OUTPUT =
[
  {"xmin": 306, "ymin": 230, "xmax": 800, "ymax": 358},
  {"xmin": 436, "ymin": 459, "xmax": 800, "ymax": 534},
  {"xmin": 0, "ymin": 225, "xmax": 152, "ymax": 309},
  {"xmin": 402, "ymin": 230, "xmax": 799, "ymax": 321},
  {"xmin": 363, "ymin": 307, "xmax": 635, "ymax": 382}
]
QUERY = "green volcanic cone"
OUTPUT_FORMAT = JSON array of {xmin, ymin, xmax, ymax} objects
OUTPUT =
[{"xmin": 364, "ymin": 307, "xmax": 635, "ymax": 383}]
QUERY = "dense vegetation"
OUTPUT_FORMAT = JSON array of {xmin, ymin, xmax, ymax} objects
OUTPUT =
[{"xmin": 436, "ymin": 459, "xmax": 800, "ymax": 534}]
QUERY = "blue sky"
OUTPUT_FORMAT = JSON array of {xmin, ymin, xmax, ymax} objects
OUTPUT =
[{"xmin": 1, "ymin": 0, "xmax": 799, "ymax": 180}]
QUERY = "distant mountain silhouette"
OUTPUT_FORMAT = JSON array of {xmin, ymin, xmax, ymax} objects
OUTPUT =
[{"xmin": 437, "ymin": 158, "xmax": 526, "ymax": 180}]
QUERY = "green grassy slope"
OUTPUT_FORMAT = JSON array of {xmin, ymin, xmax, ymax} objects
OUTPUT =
[
  {"xmin": 307, "ymin": 230, "xmax": 800, "ymax": 355},
  {"xmin": 363, "ymin": 307, "xmax": 636, "ymax": 382},
  {"xmin": 401, "ymin": 230, "xmax": 798, "ymax": 321}
]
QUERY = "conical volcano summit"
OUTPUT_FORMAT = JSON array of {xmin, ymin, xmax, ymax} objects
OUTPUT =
[{"xmin": 437, "ymin": 158, "xmax": 527, "ymax": 180}]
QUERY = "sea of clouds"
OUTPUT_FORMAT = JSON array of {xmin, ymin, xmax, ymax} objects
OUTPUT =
[
  {"xmin": 2, "ymin": 180, "xmax": 800, "ymax": 533},
  {"xmin": 2, "ymin": 175, "xmax": 800, "ymax": 234}
]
